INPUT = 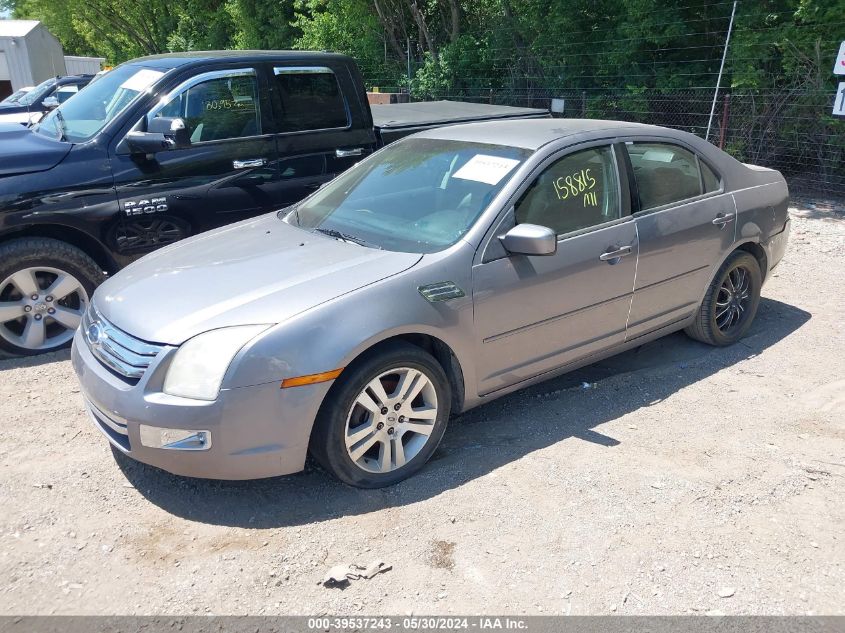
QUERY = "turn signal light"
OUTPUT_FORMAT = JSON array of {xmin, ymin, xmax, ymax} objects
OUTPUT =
[{"xmin": 281, "ymin": 368, "xmax": 344, "ymax": 389}]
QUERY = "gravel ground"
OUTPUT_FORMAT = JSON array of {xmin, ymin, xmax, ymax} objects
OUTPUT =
[{"xmin": 0, "ymin": 202, "xmax": 843, "ymax": 616}]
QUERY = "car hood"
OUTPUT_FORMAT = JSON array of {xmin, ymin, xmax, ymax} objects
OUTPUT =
[
  {"xmin": 0, "ymin": 103, "xmax": 29, "ymax": 114},
  {"xmin": 95, "ymin": 214, "xmax": 423, "ymax": 345},
  {"xmin": 0, "ymin": 124, "xmax": 71, "ymax": 176}
]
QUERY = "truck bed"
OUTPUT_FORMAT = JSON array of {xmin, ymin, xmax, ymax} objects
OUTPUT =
[{"xmin": 372, "ymin": 100, "xmax": 549, "ymax": 143}]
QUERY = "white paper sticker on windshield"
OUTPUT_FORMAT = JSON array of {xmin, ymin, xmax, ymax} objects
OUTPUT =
[
  {"xmin": 119, "ymin": 69, "xmax": 165, "ymax": 93},
  {"xmin": 453, "ymin": 154, "xmax": 520, "ymax": 185}
]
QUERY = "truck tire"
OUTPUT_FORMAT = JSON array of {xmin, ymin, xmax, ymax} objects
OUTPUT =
[
  {"xmin": 685, "ymin": 250, "xmax": 762, "ymax": 347},
  {"xmin": 310, "ymin": 342, "xmax": 451, "ymax": 488},
  {"xmin": 0, "ymin": 238, "xmax": 105, "ymax": 356}
]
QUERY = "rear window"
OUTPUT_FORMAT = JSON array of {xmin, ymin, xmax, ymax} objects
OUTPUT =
[{"xmin": 273, "ymin": 67, "xmax": 349, "ymax": 132}]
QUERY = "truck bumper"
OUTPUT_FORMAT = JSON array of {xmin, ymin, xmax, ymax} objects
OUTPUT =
[{"xmin": 71, "ymin": 328, "xmax": 328, "ymax": 480}]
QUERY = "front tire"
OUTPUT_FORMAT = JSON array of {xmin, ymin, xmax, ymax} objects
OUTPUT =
[
  {"xmin": 685, "ymin": 250, "xmax": 762, "ymax": 346},
  {"xmin": 0, "ymin": 238, "xmax": 105, "ymax": 356},
  {"xmin": 310, "ymin": 342, "xmax": 451, "ymax": 488}
]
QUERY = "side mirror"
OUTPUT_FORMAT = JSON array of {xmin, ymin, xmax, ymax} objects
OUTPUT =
[
  {"xmin": 126, "ymin": 117, "xmax": 190, "ymax": 155},
  {"xmin": 499, "ymin": 223, "xmax": 557, "ymax": 256},
  {"xmin": 42, "ymin": 96, "xmax": 59, "ymax": 110}
]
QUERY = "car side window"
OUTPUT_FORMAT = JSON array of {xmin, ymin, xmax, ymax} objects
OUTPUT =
[
  {"xmin": 152, "ymin": 71, "xmax": 262, "ymax": 143},
  {"xmin": 273, "ymin": 67, "xmax": 349, "ymax": 132},
  {"xmin": 514, "ymin": 146, "xmax": 621, "ymax": 236},
  {"xmin": 701, "ymin": 159, "xmax": 721, "ymax": 193},
  {"xmin": 628, "ymin": 142, "xmax": 705, "ymax": 210},
  {"xmin": 55, "ymin": 84, "xmax": 80, "ymax": 103}
]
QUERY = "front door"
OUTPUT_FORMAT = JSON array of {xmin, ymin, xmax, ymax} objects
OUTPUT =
[
  {"xmin": 472, "ymin": 143, "xmax": 638, "ymax": 395},
  {"xmin": 109, "ymin": 66, "xmax": 279, "ymax": 259},
  {"xmin": 623, "ymin": 140, "xmax": 735, "ymax": 338}
]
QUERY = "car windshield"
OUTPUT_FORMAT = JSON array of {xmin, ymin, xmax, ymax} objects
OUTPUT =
[
  {"xmin": 1, "ymin": 88, "xmax": 30, "ymax": 105},
  {"xmin": 33, "ymin": 65, "xmax": 165, "ymax": 143},
  {"xmin": 288, "ymin": 138, "xmax": 531, "ymax": 253},
  {"xmin": 17, "ymin": 78, "xmax": 55, "ymax": 107}
]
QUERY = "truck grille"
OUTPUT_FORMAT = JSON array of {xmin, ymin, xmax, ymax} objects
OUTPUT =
[{"xmin": 82, "ymin": 305, "xmax": 164, "ymax": 380}]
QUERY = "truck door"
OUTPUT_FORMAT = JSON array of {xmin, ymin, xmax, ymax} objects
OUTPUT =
[
  {"xmin": 108, "ymin": 66, "xmax": 279, "ymax": 258},
  {"xmin": 267, "ymin": 61, "xmax": 378, "ymax": 200}
]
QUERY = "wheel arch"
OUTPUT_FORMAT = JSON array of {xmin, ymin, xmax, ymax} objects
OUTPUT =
[
  {"xmin": 0, "ymin": 225, "xmax": 117, "ymax": 274},
  {"xmin": 339, "ymin": 332, "xmax": 467, "ymax": 415},
  {"xmin": 735, "ymin": 241, "xmax": 768, "ymax": 283}
]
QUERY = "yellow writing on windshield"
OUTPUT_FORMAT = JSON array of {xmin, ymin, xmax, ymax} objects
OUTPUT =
[{"xmin": 553, "ymin": 168, "xmax": 598, "ymax": 207}]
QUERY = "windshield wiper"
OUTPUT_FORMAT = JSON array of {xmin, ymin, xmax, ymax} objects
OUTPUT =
[
  {"xmin": 53, "ymin": 108, "xmax": 68, "ymax": 142},
  {"xmin": 313, "ymin": 227, "xmax": 380, "ymax": 249}
]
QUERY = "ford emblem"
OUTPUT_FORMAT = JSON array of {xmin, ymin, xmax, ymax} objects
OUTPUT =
[{"xmin": 86, "ymin": 323, "xmax": 103, "ymax": 346}]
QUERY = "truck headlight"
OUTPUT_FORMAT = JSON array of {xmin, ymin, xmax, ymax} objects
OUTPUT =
[{"xmin": 163, "ymin": 325, "xmax": 270, "ymax": 401}]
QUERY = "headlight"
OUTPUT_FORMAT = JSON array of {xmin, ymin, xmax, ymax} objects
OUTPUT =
[{"xmin": 163, "ymin": 325, "xmax": 270, "ymax": 401}]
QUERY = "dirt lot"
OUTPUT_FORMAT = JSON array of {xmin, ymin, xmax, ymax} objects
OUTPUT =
[{"xmin": 0, "ymin": 202, "xmax": 843, "ymax": 616}]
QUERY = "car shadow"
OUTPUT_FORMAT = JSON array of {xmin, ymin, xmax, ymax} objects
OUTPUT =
[
  {"xmin": 116, "ymin": 297, "xmax": 810, "ymax": 528},
  {"xmin": 0, "ymin": 348, "xmax": 71, "ymax": 371}
]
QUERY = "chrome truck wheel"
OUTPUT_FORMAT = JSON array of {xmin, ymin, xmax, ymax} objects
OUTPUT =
[
  {"xmin": 0, "ymin": 238, "xmax": 103, "ymax": 356},
  {"xmin": 0, "ymin": 267, "xmax": 88, "ymax": 352}
]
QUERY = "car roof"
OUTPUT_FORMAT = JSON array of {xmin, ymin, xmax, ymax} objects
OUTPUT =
[
  {"xmin": 124, "ymin": 50, "xmax": 353, "ymax": 71},
  {"xmin": 56, "ymin": 74, "xmax": 94, "ymax": 84},
  {"xmin": 414, "ymin": 118, "xmax": 678, "ymax": 150}
]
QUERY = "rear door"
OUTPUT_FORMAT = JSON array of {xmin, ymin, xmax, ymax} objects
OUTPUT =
[
  {"xmin": 267, "ymin": 60, "xmax": 377, "ymax": 202},
  {"xmin": 109, "ymin": 65, "xmax": 279, "ymax": 258},
  {"xmin": 623, "ymin": 140, "xmax": 734, "ymax": 339},
  {"xmin": 472, "ymin": 142, "xmax": 638, "ymax": 395}
]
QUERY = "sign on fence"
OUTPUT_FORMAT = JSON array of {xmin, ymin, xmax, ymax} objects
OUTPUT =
[
  {"xmin": 834, "ymin": 82, "xmax": 845, "ymax": 117},
  {"xmin": 834, "ymin": 41, "xmax": 845, "ymax": 75}
]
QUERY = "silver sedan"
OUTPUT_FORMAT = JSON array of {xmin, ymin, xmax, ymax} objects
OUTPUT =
[{"xmin": 71, "ymin": 119, "xmax": 790, "ymax": 487}]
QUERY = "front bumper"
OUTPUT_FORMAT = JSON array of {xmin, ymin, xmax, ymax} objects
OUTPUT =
[{"xmin": 71, "ymin": 328, "xmax": 331, "ymax": 480}]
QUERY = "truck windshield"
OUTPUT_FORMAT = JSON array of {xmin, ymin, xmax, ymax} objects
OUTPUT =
[
  {"xmin": 34, "ymin": 65, "xmax": 165, "ymax": 143},
  {"xmin": 17, "ymin": 78, "xmax": 55, "ymax": 107},
  {"xmin": 289, "ymin": 138, "xmax": 531, "ymax": 253}
]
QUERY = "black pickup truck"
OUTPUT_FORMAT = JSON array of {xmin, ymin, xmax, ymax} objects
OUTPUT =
[{"xmin": 0, "ymin": 51, "xmax": 547, "ymax": 355}]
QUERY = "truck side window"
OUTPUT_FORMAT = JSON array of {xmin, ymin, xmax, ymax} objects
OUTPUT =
[
  {"xmin": 152, "ymin": 71, "xmax": 262, "ymax": 143},
  {"xmin": 273, "ymin": 67, "xmax": 349, "ymax": 132},
  {"xmin": 514, "ymin": 146, "xmax": 621, "ymax": 236}
]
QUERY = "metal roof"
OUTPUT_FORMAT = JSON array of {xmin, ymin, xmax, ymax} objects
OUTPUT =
[{"xmin": 0, "ymin": 19, "xmax": 41, "ymax": 38}]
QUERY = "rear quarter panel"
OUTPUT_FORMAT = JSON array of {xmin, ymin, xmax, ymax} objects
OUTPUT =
[{"xmin": 730, "ymin": 164, "xmax": 790, "ymax": 275}]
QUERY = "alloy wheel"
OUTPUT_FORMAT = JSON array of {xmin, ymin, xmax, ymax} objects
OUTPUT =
[
  {"xmin": 0, "ymin": 267, "xmax": 89, "ymax": 351},
  {"xmin": 344, "ymin": 367, "xmax": 439, "ymax": 474},
  {"xmin": 715, "ymin": 265, "xmax": 751, "ymax": 333}
]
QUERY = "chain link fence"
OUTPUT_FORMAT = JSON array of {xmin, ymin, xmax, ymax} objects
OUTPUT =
[{"xmin": 397, "ymin": 86, "xmax": 844, "ymax": 200}]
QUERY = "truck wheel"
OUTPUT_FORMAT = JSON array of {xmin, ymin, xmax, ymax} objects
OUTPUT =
[
  {"xmin": 685, "ymin": 250, "xmax": 762, "ymax": 347},
  {"xmin": 310, "ymin": 342, "xmax": 451, "ymax": 488},
  {"xmin": 0, "ymin": 238, "xmax": 105, "ymax": 356}
]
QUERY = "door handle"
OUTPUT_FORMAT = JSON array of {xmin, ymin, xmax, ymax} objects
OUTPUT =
[
  {"xmin": 233, "ymin": 158, "xmax": 267, "ymax": 170},
  {"xmin": 599, "ymin": 245, "xmax": 633, "ymax": 262},
  {"xmin": 712, "ymin": 212, "xmax": 735, "ymax": 227},
  {"xmin": 335, "ymin": 148, "xmax": 363, "ymax": 158}
]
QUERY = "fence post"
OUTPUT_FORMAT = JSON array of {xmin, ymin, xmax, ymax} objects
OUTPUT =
[
  {"xmin": 706, "ymin": 0, "xmax": 737, "ymax": 141},
  {"xmin": 719, "ymin": 93, "xmax": 731, "ymax": 150},
  {"xmin": 582, "ymin": 91, "xmax": 587, "ymax": 118}
]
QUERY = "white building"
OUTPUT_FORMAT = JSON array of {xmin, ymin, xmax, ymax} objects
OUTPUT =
[
  {"xmin": 64, "ymin": 55, "xmax": 106, "ymax": 76},
  {"xmin": 0, "ymin": 20, "xmax": 67, "ymax": 96}
]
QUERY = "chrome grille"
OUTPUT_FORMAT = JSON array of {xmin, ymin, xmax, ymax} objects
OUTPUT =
[{"xmin": 82, "ymin": 305, "xmax": 164, "ymax": 380}]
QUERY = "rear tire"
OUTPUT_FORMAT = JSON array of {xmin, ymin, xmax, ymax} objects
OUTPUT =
[
  {"xmin": 685, "ymin": 250, "xmax": 762, "ymax": 346},
  {"xmin": 310, "ymin": 342, "xmax": 451, "ymax": 488},
  {"xmin": 0, "ymin": 238, "xmax": 105, "ymax": 356}
]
